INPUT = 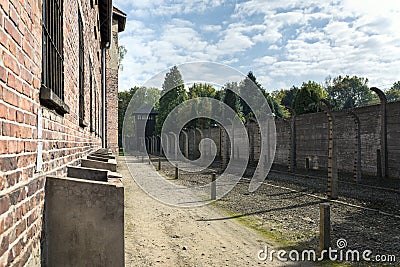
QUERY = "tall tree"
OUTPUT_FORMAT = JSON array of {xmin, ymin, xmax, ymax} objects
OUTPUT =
[
  {"xmin": 222, "ymin": 82, "xmax": 243, "ymax": 121},
  {"xmin": 325, "ymin": 75, "xmax": 375, "ymax": 110},
  {"xmin": 293, "ymin": 81, "xmax": 327, "ymax": 115},
  {"xmin": 239, "ymin": 71, "xmax": 262, "ymax": 118},
  {"xmin": 187, "ymin": 83, "xmax": 217, "ymax": 128},
  {"xmin": 239, "ymin": 71, "xmax": 283, "ymax": 119},
  {"xmin": 156, "ymin": 66, "xmax": 187, "ymax": 134},
  {"xmin": 386, "ymin": 81, "xmax": 400, "ymax": 102},
  {"xmin": 272, "ymin": 86, "xmax": 299, "ymax": 117}
]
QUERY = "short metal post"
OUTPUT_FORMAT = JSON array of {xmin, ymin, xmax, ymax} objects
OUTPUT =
[
  {"xmin": 175, "ymin": 164, "xmax": 179, "ymax": 179},
  {"xmin": 319, "ymin": 203, "xmax": 331, "ymax": 256},
  {"xmin": 211, "ymin": 173, "xmax": 216, "ymax": 200},
  {"xmin": 141, "ymin": 156, "xmax": 144, "ymax": 163},
  {"xmin": 158, "ymin": 156, "xmax": 161, "ymax": 170}
]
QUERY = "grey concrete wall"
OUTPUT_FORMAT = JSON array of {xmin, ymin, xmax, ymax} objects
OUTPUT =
[
  {"xmin": 260, "ymin": 103, "xmax": 395, "ymax": 177},
  {"xmin": 176, "ymin": 101, "xmax": 399, "ymax": 178},
  {"xmin": 45, "ymin": 176, "xmax": 124, "ymax": 267},
  {"xmin": 387, "ymin": 102, "xmax": 400, "ymax": 178}
]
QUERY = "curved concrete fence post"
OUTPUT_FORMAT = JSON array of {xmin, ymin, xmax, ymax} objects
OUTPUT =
[
  {"xmin": 370, "ymin": 87, "xmax": 388, "ymax": 178},
  {"xmin": 181, "ymin": 130, "xmax": 189, "ymax": 159},
  {"xmin": 227, "ymin": 119, "xmax": 235, "ymax": 159},
  {"xmin": 170, "ymin": 132, "xmax": 178, "ymax": 161},
  {"xmin": 161, "ymin": 133, "xmax": 169, "ymax": 158},
  {"xmin": 192, "ymin": 128, "xmax": 196, "ymax": 159},
  {"xmin": 286, "ymin": 106, "xmax": 297, "ymax": 173},
  {"xmin": 321, "ymin": 99, "xmax": 338, "ymax": 200},
  {"xmin": 281, "ymin": 118, "xmax": 291, "ymax": 172},
  {"xmin": 152, "ymin": 135, "xmax": 157, "ymax": 155},
  {"xmin": 145, "ymin": 137, "xmax": 150, "ymax": 155},
  {"xmin": 195, "ymin": 128, "xmax": 204, "ymax": 160},
  {"xmin": 157, "ymin": 135, "xmax": 161, "ymax": 156},
  {"xmin": 348, "ymin": 110, "xmax": 362, "ymax": 182},
  {"xmin": 221, "ymin": 127, "xmax": 228, "ymax": 170},
  {"xmin": 208, "ymin": 126, "xmax": 212, "ymax": 159}
]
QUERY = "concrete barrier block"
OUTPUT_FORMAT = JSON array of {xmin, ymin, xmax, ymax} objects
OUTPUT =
[
  {"xmin": 90, "ymin": 153, "xmax": 116, "ymax": 160},
  {"xmin": 87, "ymin": 155, "xmax": 110, "ymax": 162},
  {"xmin": 45, "ymin": 176, "xmax": 124, "ymax": 267},
  {"xmin": 67, "ymin": 166, "xmax": 108, "ymax": 182},
  {"xmin": 81, "ymin": 159, "xmax": 117, "ymax": 172}
]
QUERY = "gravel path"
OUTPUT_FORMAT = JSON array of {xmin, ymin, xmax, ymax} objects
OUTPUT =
[
  {"xmin": 152, "ymin": 156, "xmax": 400, "ymax": 266},
  {"xmin": 120, "ymin": 156, "xmax": 295, "ymax": 267}
]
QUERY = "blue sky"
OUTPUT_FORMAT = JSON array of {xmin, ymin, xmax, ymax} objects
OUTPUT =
[{"xmin": 113, "ymin": 0, "xmax": 400, "ymax": 92}]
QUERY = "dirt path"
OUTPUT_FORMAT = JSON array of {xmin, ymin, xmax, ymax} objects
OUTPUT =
[{"xmin": 119, "ymin": 156, "xmax": 291, "ymax": 266}]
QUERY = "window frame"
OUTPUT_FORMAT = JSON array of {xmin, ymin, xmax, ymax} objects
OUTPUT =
[
  {"xmin": 40, "ymin": 0, "xmax": 69, "ymax": 114},
  {"xmin": 78, "ymin": 10, "xmax": 87, "ymax": 127}
]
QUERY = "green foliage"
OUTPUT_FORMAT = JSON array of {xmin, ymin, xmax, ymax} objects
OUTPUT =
[
  {"xmin": 187, "ymin": 83, "xmax": 217, "ymax": 128},
  {"xmin": 386, "ymin": 81, "xmax": 400, "ymax": 102},
  {"xmin": 272, "ymin": 86, "xmax": 299, "ymax": 117},
  {"xmin": 325, "ymin": 75, "xmax": 375, "ymax": 110},
  {"xmin": 239, "ymin": 71, "xmax": 262, "ymax": 118},
  {"xmin": 293, "ymin": 81, "xmax": 327, "ymax": 115},
  {"xmin": 118, "ymin": 45, "xmax": 127, "ymax": 71},
  {"xmin": 156, "ymin": 66, "xmax": 188, "ymax": 134},
  {"xmin": 188, "ymin": 83, "xmax": 216, "ymax": 98},
  {"xmin": 239, "ymin": 71, "xmax": 283, "ymax": 119},
  {"xmin": 281, "ymin": 86, "xmax": 299, "ymax": 108},
  {"xmin": 222, "ymin": 82, "xmax": 242, "ymax": 118}
]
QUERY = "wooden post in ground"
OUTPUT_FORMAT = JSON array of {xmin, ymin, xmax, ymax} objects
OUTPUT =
[
  {"xmin": 175, "ymin": 164, "xmax": 179, "ymax": 179},
  {"xmin": 211, "ymin": 173, "xmax": 216, "ymax": 200},
  {"xmin": 319, "ymin": 203, "xmax": 331, "ymax": 257}
]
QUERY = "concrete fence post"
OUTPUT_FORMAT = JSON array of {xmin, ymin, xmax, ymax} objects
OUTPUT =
[
  {"xmin": 211, "ymin": 173, "xmax": 216, "ymax": 200},
  {"xmin": 221, "ymin": 128, "xmax": 227, "ymax": 171},
  {"xmin": 319, "ymin": 203, "xmax": 331, "ymax": 256},
  {"xmin": 181, "ymin": 130, "xmax": 189, "ymax": 159},
  {"xmin": 196, "ymin": 128, "xmax": 203, "ymax": 160},
  {"xmin": 286, "ymin": 107, "xmax": 297, "ymax": 173},
  {"xmin": 321, "ymin": 99, "xmax": 338, "ymax": 200},
  {"xmin": 370, "ymin": 87, "xmax": 388, "ymax": 178},
  {"xmin": 348, "ymin": 110, "xmax": 362, "ymax": 182}
]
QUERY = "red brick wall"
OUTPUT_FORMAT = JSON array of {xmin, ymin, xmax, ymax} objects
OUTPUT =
[
  {"xmin": 105, "ymin": 19, "xmax": 120, "ymax": 154},
  {"xmin": 0, "ymin": 0, "xmax": 109, "ymax": 265}
]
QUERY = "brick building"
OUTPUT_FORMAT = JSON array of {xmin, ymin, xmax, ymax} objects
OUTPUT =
[{"xmin": 0, "ymin": 0, "xmax": 125, "ymax": 265}]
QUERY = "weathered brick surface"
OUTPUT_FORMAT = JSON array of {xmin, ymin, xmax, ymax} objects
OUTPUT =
[
  {"xmin": 0, "ymin": 0, "xmax": 122, "ymax": 266},
  {"xmin": 105, "ymin": 18, "xmax": 122, "ymax": 154}
]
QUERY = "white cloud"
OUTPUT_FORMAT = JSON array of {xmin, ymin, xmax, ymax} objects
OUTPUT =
[
  {"xmin": 117, "ymin": 0, "xmax": 400, "ymax": 91},
  {"xmin": 201, "ymin": 24, "xmax": 222, "ymax": 32}
]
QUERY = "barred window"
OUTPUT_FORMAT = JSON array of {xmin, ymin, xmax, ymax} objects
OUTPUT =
[
  {"xmin": 78, "ymin": 10, "xmax": 87, "ymax": 127},
  {"xmin": 41, "ymin": 0, "xmax": 69, "ymax": 114}
]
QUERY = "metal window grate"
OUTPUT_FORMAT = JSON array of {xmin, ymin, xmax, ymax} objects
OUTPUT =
[
  {"xmin": 42, "ymin": 0, "xmax": 64, "ymax": 100},
  {"xmin": 78, "ymin": 11, "xmax": 85, "ymax": 126}
]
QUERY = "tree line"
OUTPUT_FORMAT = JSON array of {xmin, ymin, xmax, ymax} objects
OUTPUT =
[{"xmin": 118, "ymin": 66, "xmax": 400, "ymax": 145}]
